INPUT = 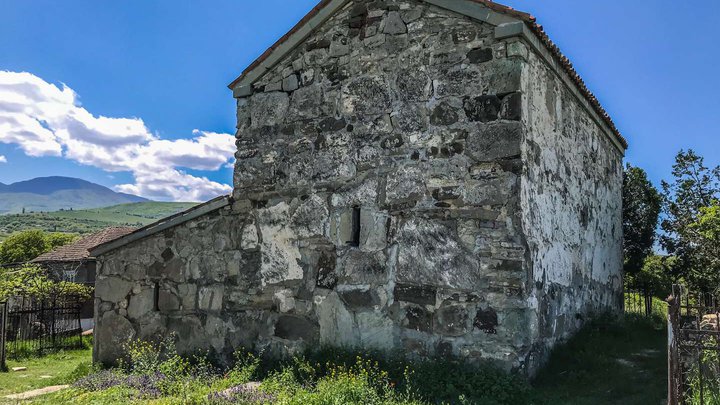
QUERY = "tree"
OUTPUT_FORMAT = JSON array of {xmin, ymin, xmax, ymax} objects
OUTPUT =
[
  {"xmin": 623, "ymin": 164, "xmax": 661, "ymax": 275},
  {"xmin": 661, "ymin": 150, "xmax": 720, "ymax": 290},
  {"xmin": 0, "ymin": 264, "xmax": 92, "ymax": 301},
  {"xmin": 0, "ymin": 230, "xmax": 77, "ymax": 264},
  {"xmin": 686, "ymin": 201, "xmax": 720, "ymax": 288},
  {"xmin": 627, "ymin": 254, "xmax": 676, "ymax": 298}
]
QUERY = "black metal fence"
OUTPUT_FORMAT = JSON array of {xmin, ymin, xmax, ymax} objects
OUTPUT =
[
  {"xmin": 668, "ymin": 284, "xmax": 720, "ymax": 405},
  {"xmin": 3, "ymin": 295, "xmax": 84, "ymax": 360},
  {"xmin": 0, "ymin": 301, "xmax": 7, "ymax": 371}
]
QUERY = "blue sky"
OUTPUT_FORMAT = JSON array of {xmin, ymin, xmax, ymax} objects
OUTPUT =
[{"xmin": 0, "ymin": 0, "xmax": 718, "ymax": 200}]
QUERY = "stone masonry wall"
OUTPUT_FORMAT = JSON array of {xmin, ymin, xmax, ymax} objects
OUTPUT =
[
  {"xmin": 516, "ymin": 38, "xmax": 624, "ymax": 372},
  {"xmin": 94, "ymin": 0, "xmax": 623, "ymax": 376},
  {"xmin": 232, "ymin": 0, "xmax": 530, "ymax": 371},
  {"xmin": 95, "ymin": 0, "xmax": 534, "ymax": 373}
]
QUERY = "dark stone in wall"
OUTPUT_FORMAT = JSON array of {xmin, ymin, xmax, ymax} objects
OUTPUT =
[
  {"xmin": 434, "ymin": 305, "xmax": 469, "ymax": 336},
  {"xmin": 274, "ymin": 315, "xmax": 318, "ymax": 341},
  {"xmin": 465, "ymin": 122, "xmax": 522, "ymax": 162},
  {"xmin": 475, "ymin": 307, "xmax": 498, "ymax": 334},
  {"xmin": 430, "ymin": 102, "xmax": 459, "ymax": 126},
  {"xmin": 432, "ymin": 186, "xmax": 461, "ymax": 201},
  {"xmin": 316, "ymin": 251, "xmax": 337, "ymax": 289},
  {"xmin": 161, "ymin": 248, "xmax": 174, "ymax": 261},
  {"xmin": 501, "ymin": 92, "xmax": 522, "ymax": 120},
  {"xmin": 339, "ymin": 289, "xmax": 379, "ymax": 310},
  {"xmin": 405, "ymin": 306, "xmax": 432, "ymax": 332},
  {"xmin": 467, "ymin": 48, "xmax": 493, "ymax": 63},
  {"xmin": 394, "ymin": 283, "xmax": 437, "ymax": 305},
  {"xmin": 464, "ymin": 95, "xmax": 501, "ymax": 122},
  {"xmin": 436, "ymin": 341, "xmax": 453, "ymax": 357},
  {"xmin": 318, "ymin": 117, "xmax": 347, "ymax": 133},
  {"xmin": 492, "ymin": 259, "xmax": 523, "ymax": 272}
]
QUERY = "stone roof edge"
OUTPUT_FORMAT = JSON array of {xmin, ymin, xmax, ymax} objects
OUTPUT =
[
  {"xmin": 90, "ymin": 195, "xmax": 233, "ymax": 257},
  {"xmin": 227, "ymin": 0, "xmax": 627, "ymax": 150},
  {"xmin": 228, "ymin": 0, "xmax": 351, "ymax": 96}
]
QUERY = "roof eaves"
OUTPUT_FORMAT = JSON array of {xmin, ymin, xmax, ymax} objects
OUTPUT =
[{"xmin": 90, "ymin": 195, "xmax": 233, "ymax": 257}]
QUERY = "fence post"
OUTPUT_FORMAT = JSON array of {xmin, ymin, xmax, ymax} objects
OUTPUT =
[
  {"xmin": 668, "ymin": 284, "xmax": 682, "ymax": 405},
  {"xmin": 1, "ymin": 302, "xmax": 7, "ymax": 372}
]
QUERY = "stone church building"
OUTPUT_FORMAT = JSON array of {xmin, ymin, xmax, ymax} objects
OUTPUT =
[{"xmin": 92, "ymin": 0, "xmax": 627, "ymax": 375}]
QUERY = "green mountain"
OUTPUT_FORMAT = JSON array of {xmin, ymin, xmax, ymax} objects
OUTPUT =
[
  {"xmin": 0, "ymin": 176, "xmax": 148, "ymax": 214},
  {"xmin": 0, "ymin": 201, "xmax": 198, "ymax": 241}
]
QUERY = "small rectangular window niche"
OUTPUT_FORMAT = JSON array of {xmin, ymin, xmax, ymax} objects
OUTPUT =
[{"xmin": 349, "ymin": 206, "xmax": 361, "ymax": 247}]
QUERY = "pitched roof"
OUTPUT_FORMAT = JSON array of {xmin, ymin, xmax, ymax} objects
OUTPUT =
[
  {"xmin": 32, "ymin": 227, "xmax": 136, "ymax": 263},
  {"xmin": 90, "ymin": 195, "xmax": 232, "ymax": 257},
  {"xmin": 227, "ymin": 0, "xmax": 627, "ymax": 150}
]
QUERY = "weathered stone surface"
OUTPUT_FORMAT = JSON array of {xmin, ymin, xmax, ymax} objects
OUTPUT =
[
  {"xmin": 250, "ymin": 92, "xmax": 289, "ymax": 128},
  {"xmin": 95, "ymin": 312, "xmax": 135, "ymax": 365},
  {"xmin": 464, "ymin": 95, "xmax": 501, "ymax": 122},
  {"xmin": 474, "ymin": 307, "xmax": 498, "ymax": 334},
  {"xmin": 158, "ymin": 289, "xmax": 180, "ymax": 312},
  {"xmin": 405, "ymin": 306, "xmax": 432, "ymax": 332},
  {"xmin": 95, "ymin": 1, "xmax": 624, "ymax": 377},
  {"xmin": 465, "ymin": 122, "xmax": 522, "ymax": 161},
  {"xmin": 395, "ymin": 219, "xmax": 480, "ymax": 289},
  {"xmin": 127, "ymin": 287, "xmax": 154, "ymax": 320},
  {"xmin": 95, "ymin": 277, "xmax": 133, "ymax": 304},
  {"xmin": 338, "ymin": 288, "xmax": 379, "ymax": 310},
  {"xmin": 467, "ymin": 48, "xmax": 493, "ymax": 64},
  {"xmin": 274, "ymin": 315, "xmax": 318, "ymax": 342},
  {"xmin": 198, "ymin": 285, "xmax": 224, "ymax": 311},
  {"xmin": 383, "ymin": 11, "xmax": 407, "ymax": 35},
  {"xmin": 434, "ymin": 305, "xmax": 469, "ymax": 336},
  {"xmin": 394, "ymin": 284, "xmax": 436, "ymax": 306},
  {"xmin": 316, "ymin": 292, "xmax": 356, "ymax": 346},
  {"xmin": 430, "ymin": 101, "xmax": 459, "ymax": 126},
  {"xmin": 385, "ymin": 166, "xmax": 425, "ymax": 204},
  {"xmin": 316, "ymin": 251, "xmax": 338, "ymax": 289},
  {"xmin": 341, "ymin": 76, "xmax": 392, "ymax": 115}
]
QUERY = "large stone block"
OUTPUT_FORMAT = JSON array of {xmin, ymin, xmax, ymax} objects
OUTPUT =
[
  {"xmin": 274, "ymin": 315, "xmax": 318, "ymax": 342},
  {"xmin": 465, "ymin": 122, "xmax": 522, "ymax": 162},
  {"xmin": 395, "ymin": 219, "xmax": 481, "ymax": 289},
  {"xmin": 96, "ymin": 276, "xmax": 133, "ymax": 304},
  {"xmin": 250, "ymin": 92, "xmax": 289, "ymax": 128},
  {"xmin": 341, "ymin": 76, "xmax": 392, "ymax": 115},
  {"xmin": 96, "ymin": 312, "xmax": 135, "ymax": 365}
]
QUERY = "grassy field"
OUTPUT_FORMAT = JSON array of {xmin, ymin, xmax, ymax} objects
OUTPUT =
[
  {"xmin": 0, "ymin": 202, "xmax": 197, "ymax": 241},
  {"xmin": 0, "ymin": 348, "xmax": 92, "ymax": 397},
  {"xmin": 4, "ymin": 314, "xmax": 667, "ymax": 404}
]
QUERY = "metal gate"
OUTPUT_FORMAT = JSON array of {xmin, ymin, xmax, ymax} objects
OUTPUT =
[
  {"xmin": 4, "ymin": 295, "xmax": 84, "ymax": 360},
  {"xmin": 668, "ymin": 285, "xmax": 720, "ymax": 404}
]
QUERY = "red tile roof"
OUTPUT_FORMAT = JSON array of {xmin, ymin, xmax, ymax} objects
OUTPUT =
[
  {"xmin": 32, "ymin": 227, "xmax": 136, "ymax": 263},
  {"xmin": 227, "ymin": 0, "xmax": 627, "ymax": 149}
]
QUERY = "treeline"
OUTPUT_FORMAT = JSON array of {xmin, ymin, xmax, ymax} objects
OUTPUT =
[{"xmin": 624, "ymin": 150, "xmax": 720, "ymax": 294}]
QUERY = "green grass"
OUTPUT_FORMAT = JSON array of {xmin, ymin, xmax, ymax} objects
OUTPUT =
[
  {"xmin": 531, "ymin": 314, "xmax": 667, "ymax": 404},
  {"xmin": 0, "ymin": 202, "xmax": 197, "ymax": 241},
  {"xmin": 0, "ymin": 347, "xmax": 92, "ymax": 397},
  {"xmin": 18, "ymin": 314, "xmax": 667, "ymax": 404}
]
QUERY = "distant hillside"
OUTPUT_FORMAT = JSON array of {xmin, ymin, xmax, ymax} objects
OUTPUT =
[
  {"xmin": 0, "ymin": 176, "xmax": 148, "ymax": 214},
  {"xmin": 0, "ymin": 201, "xmax": 198, "ymax": 241}
]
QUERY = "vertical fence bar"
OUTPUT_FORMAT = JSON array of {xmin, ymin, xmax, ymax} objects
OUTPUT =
[
  {"xmin": 0, "ymin": 302, "xmax": 7, "ymax": 372},
  {"xmin": 669, "ymin": 284, "xmax": 682, "ymax": 405}
]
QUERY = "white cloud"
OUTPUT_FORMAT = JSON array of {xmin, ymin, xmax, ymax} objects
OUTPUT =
[
  {"xmin": 0, "ymin": 155, "xmax": 6, "ymax": 163},
  {"xmin": 0, "ymin": 71, "xmax": 236, "ymax": 201}
]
